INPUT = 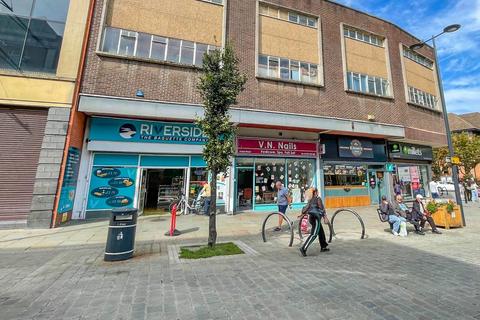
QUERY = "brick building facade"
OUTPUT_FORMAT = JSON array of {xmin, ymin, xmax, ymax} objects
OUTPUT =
[{"xmin": 61, "ymin": 0, "xmax": 447, "ymax": 222}]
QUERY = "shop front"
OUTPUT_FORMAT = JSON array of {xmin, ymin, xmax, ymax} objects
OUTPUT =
[
  {"xmin": 388, "ymin": 142, "xmax": 433, "ymax": 200},
  {"xmin": 75, "ymin": 116, "xmax": 227, "ymax": 219},
  {"xmin": 234, "ymin": 137, "xmax": 318, "ymax": 212},
  {"xmin": 321, "ymin": 135, "xmax": 388, "ymax": 208}
]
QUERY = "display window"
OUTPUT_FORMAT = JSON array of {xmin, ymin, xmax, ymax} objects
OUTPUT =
[
  {"xmin": 236, "ymin": 157, "xmax": 316, "ymax": 208},
  {"xmin": 393, "ymin": 165, "xmax": 429, "ymax": 200},
  {"xmin": 324, "ymin": 164, "xmax": 367, "ymax": 187}
]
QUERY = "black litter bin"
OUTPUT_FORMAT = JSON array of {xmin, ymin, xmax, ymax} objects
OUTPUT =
[{"xmin": 104, "ymin": 208, "xmax": 138, "ymax": 261}]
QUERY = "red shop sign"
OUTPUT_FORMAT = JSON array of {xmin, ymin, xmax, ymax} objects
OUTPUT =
[{"xmin": 237, "ymin": 137, "xmax": 318, "ymax": 158}]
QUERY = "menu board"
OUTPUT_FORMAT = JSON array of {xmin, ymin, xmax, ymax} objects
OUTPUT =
[
  {"xmin": 87, "ymin": 167, "xmax": 137, "ymax": 210},
  {"xmin": 58, "ymin": 147, "xmax": 81, "ymax": 214}
]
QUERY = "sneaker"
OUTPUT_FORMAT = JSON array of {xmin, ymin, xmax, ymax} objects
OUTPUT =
[
  {"xmin": 416, "ymin": 230, "xmax": 425, "ymax": 235},
  {"xmin": 273, "ymin": 227, "xmax": 281, "ymax": 232},
  {"xmin": 299, "ymin": 248, "xmax": 307, "ymax": 257},
  {"xmin": 432, "ymin": 229, "xmax": 442, "ymax": 234},
  {"xmin": 320, "ymin": 248, "xmax": 330, "ymax": 252},
  {"xmin": 392, "ymin": 231, "xmax": 399, "ymax": 236}
]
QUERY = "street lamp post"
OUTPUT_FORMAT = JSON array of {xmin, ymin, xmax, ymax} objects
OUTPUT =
[{"xmin": 410, "ymin": 24, "xmax": 466, "ymax": 227}]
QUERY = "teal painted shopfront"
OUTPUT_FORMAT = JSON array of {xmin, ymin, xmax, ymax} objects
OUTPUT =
[{"xmin": 80, "ymin": 117, "xmax": 226, "ymax": 219}]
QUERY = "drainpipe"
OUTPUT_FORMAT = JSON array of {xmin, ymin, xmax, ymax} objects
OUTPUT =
[{"xmin": 50, "ymin": 0, "xmax": 96, "ymax": 228}]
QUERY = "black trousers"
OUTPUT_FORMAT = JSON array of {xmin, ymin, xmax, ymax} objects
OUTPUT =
[
  {"xmin": 406, "ymin": 213, "xmax": 421, "ymax": 231},
  {"xmin": 301, "ymin": 214, "xmax": 328, "ymax": 252},
  {"xmin": 465, "ymin": 190, "xmax": 472, "ymax": 202},
  {"xmin": 420, "ymin": 216, "xmax": 438, "ymax": 231}
]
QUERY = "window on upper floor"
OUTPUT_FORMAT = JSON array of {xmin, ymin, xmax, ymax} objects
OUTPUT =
[
  {"xmin": 258, "ymin": 54, "xmax": 318, "ymax": 84},
  {"xmin": 101, "ymin": 26, "xmax": 220, "ymax": 67},
  {"xmin": 201, "ymin": 0, "xmax": 223, "ymax": 4},
  {"xmin": 343, "ymin": 26, "xmax": 384, "ymax": 47},
  {"xmin": 259, "ymin": 2, "xmax": 317, "ymax": 28},
  {"xmin": 0, "ymin": 0, "xmax": 70, "ymax": 74},
  {"xmin": 403, "ymin": 46, "xmax": 433, "ymax": 69},
  {"xmin": 408, "ymin": 86, "xmax": 437, "ymax": 109},
  {"xmin": 346, "ymin": 71, "xmax": 390, "ymax": 97}
]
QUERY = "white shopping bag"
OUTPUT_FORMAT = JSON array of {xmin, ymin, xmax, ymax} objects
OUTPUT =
[{"xmin": 399, "ymin": 221, "xmax": 408, "ymax": 237}]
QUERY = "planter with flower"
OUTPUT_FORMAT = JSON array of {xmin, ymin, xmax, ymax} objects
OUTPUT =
[{"xmin": 427, "ymin": 200, "xmax": 463, "ymax": 229}]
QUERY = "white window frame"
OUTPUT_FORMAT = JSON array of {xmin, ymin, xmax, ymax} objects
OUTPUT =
[
  {"xmin": 344, "ymin": 26, "xmax": 384, "ymax": 47},
  {"xmin": 347, "ymin": 71, "xmax": 390, "ymax": 97}
]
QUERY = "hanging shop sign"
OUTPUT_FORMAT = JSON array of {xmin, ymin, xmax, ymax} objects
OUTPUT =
[
  {"xmin": 236, "ymin": 137, "xmax": 318, "ymax": 158},
  {"xmin": 89, "ymin": 117, "xmax": 207, "ymax": 145},
  {"xmin": 338, "ymin": 138, "xmax": 374, "ymax": 159},
  {"xmin": 388, "ymin": 143, "xmax": 433, "ymax": 161}
]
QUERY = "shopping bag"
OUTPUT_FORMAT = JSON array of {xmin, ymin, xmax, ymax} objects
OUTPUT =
[{"xmin": 399, "ymin": 221, "xmax": 408, "ymax": 237}]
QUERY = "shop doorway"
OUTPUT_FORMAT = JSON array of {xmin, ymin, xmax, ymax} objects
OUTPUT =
[
  {"xmin": 139, "ymin": 168, "xmax": 185, "ymax": 215},
  {"xmin": 236, "ymin": 168, "xmax": 254, "ymax": 211},
  {"xmin": 368, "ymin": 169, "xmax": 387, "ymax": 205}
]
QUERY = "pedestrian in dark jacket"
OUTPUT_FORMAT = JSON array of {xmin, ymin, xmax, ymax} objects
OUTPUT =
[
  {"xmin": 411, "ymin": 195, "xmax": 442, "ymax": 234},
  {"xmin": 299, "ymin": 188, "xmax": 330, "ymax": 256}
]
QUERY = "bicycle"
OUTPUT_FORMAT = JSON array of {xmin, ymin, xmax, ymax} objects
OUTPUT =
[{"xmin": 169, "ymin": 192, "xmax": 204, "ymax": 215}]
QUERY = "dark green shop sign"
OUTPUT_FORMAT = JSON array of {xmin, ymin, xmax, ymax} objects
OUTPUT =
[{"xmin": 388, "ymin": 143, "xmax": 433, "ymax": 161}]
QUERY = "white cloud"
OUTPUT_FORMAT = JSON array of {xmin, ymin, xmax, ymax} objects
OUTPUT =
[{"xmin": 444, "ymin": 87, "xmax": 480, "ymax": 114}]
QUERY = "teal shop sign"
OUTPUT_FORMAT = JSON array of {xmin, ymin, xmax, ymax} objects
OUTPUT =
[{"xmin": 89, "ymin": 117, "xmax": 207, "ymax": 144}]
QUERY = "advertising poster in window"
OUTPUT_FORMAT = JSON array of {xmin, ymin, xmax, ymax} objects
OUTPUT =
[
  {"xmin": 216, "ymin": 173, "xmax": 226, "ymax": 206},
  {"xmin": 57, "ymin": 147, "xmax": 81, "ymax": 224},
  {"xmin": 87, "ymin": 167, "xmax": 137, "ymax": 210},
  {"xmin": 398, "ymin": 167, "xmax": 411, "ymax": 182}
]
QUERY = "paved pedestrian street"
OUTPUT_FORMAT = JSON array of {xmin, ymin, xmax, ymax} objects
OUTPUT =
[{"xmin": 0, "ymin": 204, "xmax": 479, "ymax": 320}]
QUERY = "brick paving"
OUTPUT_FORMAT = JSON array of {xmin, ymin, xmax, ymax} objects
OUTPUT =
[{"xmin": 0, "ymin": 204, "xmax": 479, "ymax": 320}]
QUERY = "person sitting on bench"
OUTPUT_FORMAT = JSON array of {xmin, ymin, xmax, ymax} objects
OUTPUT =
[
  {"xmin": 411, "ymin": 194, "xmax": 442, "ymax": 234},
  {"xmin": 380, "ymin": 196, "xmax": 406, "ymax": 236},
  {"xmin": 392, "ymin": 194, "xmax": 425, "ymax": 235}
]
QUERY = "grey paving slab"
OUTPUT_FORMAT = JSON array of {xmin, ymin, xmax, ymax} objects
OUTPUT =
[{"xmin": 0, "ymin": 204, "xmax": 479, "ymax": 319}]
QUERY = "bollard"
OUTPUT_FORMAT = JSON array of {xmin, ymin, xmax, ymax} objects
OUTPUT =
[{"xmin": 165, "ymin": 203, "xmax": 181, "ymax": 236}]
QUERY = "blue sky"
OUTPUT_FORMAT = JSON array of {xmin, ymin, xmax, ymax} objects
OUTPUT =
[{"xmin": 334, "ymin": 0, "xmax": 480, "ymax": 114}]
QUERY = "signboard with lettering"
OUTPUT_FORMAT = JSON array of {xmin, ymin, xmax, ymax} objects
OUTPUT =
[
  {"xmin": 58, "ymin": 147, "xmax": 81, "ymax": 215},
  {"xmin": 388, "ymin": 143, "xmax": 433, "ymax": 161},
  {"xmin": 236, "ymin": 137, "xmax": 318, "ymax": 158},
  {"xmin": 338, "ymin": 138, "xmax": 374, "ymax": 159},
  {"xmin": 87, "ymin": 166, "xmax": 137, "ymax": 210},
  {"xmin": 89, "ymin": 117, "xmax": 207, "ymax": 144}
]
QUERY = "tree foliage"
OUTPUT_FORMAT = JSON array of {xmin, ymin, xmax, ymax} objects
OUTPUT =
[
  {"xmin": 432, "ymin": 132, "xmax": 480, "ymax": 180},
  {"xmin": 196, "ymin": 43, "xmax": 247, "ymax": 247}
]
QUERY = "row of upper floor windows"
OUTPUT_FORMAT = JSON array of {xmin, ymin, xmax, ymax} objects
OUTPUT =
[{"xmin": 98, "ymin": 21, "xmax": 438, "ymax": 110}]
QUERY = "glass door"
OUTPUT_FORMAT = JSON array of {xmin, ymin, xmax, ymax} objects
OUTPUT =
[{"xmin": 137, "ymin": 168, "xmax": 148, "ymax": 215}]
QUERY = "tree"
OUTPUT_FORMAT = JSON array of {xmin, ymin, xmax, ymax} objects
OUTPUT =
[
  {"xmin": 432, "ymin": 132, "xmax": 480, "ymax": 180},
  {"xmin": 452, "ymin": 132, "xmax": 480, "ymax": 179},
  {"xmin": 196, "ymin": 43, "xmax": 247, "ymax": 247}
]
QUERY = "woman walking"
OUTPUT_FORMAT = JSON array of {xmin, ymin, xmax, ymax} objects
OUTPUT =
[{"xmin": 299, "ymin": 187, "xmax": 330, "ymax": 257}]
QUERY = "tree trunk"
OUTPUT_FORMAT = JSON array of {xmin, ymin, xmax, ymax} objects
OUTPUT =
[{"xmin": 208, "ymin": 172, "xmax": 217, "ymax": 247}]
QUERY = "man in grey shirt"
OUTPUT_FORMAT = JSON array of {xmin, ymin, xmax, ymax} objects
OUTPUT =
[{"xmin": 275, "ymin": 181, "xmax": 289, "ymax": 231}]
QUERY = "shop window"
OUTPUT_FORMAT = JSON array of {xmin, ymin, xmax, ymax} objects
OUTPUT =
[
  {"xmin": 287, "ymin": 159, "xmax": 315, "ymax": 203},
  {"xmin": 254, "ymin": 158, "xmax": 285, "ymax": 205},
  {"xmin": 324, "ymin": 164, "xmax": 367, "ymax": 187},
  {"xmin": 189, "ymin": 167, "xmax": 208, "ymax": 200},
  {"xmin": 393, "ymin": 165, "xmax": 429, "ymax": 200}
]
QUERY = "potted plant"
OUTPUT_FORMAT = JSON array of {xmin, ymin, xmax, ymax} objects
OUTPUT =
[{"xmin": 430, "ymin": 199, "xmax": 462, "ymax": 229}]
